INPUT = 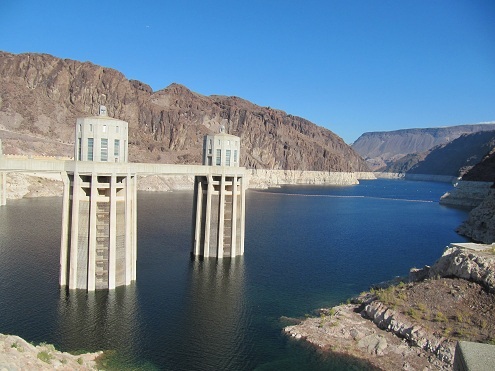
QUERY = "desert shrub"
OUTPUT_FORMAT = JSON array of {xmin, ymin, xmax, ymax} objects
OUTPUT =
[
  {"xmin": 11, "ymin": 341, "xmax": 24, "ymax": 352},
  {"xmin": 433, "ymin": 311, "xmax": 447, "ymax": 322},
  {"xmin": 37, "ymin": 351, "xmax": 53, "ymax": 364},
  {"xmin": 417, "ymin": 303, "xmax": 427, "ymax": 312},
  {"xmin": 454, "ymin": 312, "xmax": 465, "ymax": 323}
]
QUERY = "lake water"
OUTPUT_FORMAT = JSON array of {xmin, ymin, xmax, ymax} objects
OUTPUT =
[{"xmin": 0, "ymin": 179, "xmax": 469, "ymax": 370}]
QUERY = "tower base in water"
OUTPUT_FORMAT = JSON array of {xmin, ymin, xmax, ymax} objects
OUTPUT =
[
  {"xmin": 192, "ymin": 172, "xmax": 246, "ymax": 258},
  {"xmin": 60, "ymin": 167, "xmax": 137, "ymax": 290}
]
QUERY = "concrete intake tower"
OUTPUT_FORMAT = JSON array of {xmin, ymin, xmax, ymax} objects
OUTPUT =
[
  {"xmin": 192, "ymin": 127, "xmax": 246, "ymax": 258},
  {"xmin": 60, "ymin": 107, "xmax": 137, "ymax": 290}
]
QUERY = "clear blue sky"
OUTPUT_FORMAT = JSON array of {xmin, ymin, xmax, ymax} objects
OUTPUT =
[{"xmin": 1, "ymin": 1, "xmax": 494, "ymax": 143}]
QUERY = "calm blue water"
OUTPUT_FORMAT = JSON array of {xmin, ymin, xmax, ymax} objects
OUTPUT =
[{"xmin": 0, "ymin": 179, "xmax": 469, "ymax": 370}]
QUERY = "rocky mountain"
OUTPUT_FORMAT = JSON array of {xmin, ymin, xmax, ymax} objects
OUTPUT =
[
  {"xmin": 0, "ymin": 51, "xmax": 368, "ymax": 172},
  {"xmin": 462, "ymin": 146, "xmax": 495, "ymax": 182},
  {"xmin": 454, "ymin": 143, "xmax": 495, "ymax": 244},
  {"xmin": 457, "ymin": 187, "xmax": 495, "ymax": 243},
  {"xmin": 384, "ymin": 131, "xmax": 495, "ymax": 177},
  {"xmin": 352, "ymin": 124, "xmax": 495, "ymax": 171}
]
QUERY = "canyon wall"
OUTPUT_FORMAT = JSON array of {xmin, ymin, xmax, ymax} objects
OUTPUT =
[{"xmin": 0, "ymin": 51, "xmax": 368, "ymax": 173}]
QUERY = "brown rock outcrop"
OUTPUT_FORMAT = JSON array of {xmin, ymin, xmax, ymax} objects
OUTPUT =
[{"xmin": 0, "ymin": 51, "xmax": 369, "ymax": 172}]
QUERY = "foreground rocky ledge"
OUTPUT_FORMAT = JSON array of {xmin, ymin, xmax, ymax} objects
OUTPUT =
[
  {"xmin": 284, "ymin": 244, "xmax": 495, "ymax": 370},
  {"xmin": 0, "ymin": 334, "xmax": 101, "ymax": 370}
]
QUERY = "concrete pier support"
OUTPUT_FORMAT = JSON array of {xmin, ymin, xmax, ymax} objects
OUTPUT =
[
  {"xmin": 0, "ymin": 139, "xmax": 5, "ymax": 206},
  {"xmin": 0, "ymin": 171, "xmax": 6, "ymax": 206},
  {"xmin": 192, "ymin": 172, "xmax": 246, "ymax": 258},
  {"xmin": 60, "ymin": 168, "xmax": 137, "ymax": 290}
]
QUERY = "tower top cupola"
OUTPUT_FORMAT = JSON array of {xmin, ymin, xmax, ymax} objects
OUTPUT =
[
  {"xmin": 99, "ymin": 105, "xmax": 108, "ymax": 117},
  {"xmin": 202, "ymin": 128, "xmax": 240, "ymax": 167},
  {"xmin": 74, "ymin": 106, "xmax": 129, "ymax": 163}
]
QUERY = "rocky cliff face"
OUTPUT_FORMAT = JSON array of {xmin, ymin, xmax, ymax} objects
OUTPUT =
[
  {"xmin": 410, "ymin": 244, "xmax": 495, "ymax": 291},
  {"xmin": 456, "ymin": 189, "xmax": 495, "ymax": 244},
  {"xmin": 462, "ymin": 147, "xmax": 495, "ymax": 182},
  {"xmin": 404, "ymin": 131, "xmax": 495, "ymax": 177},
  {"xmin": 439, "ymin": 181, "xmax": 493, "ymax": 209},
  {"xmin": 352, "ymin": 124, "xmax": 495, "ymax": 171},
  {"xmin": 440, "ymin": 147, "xmax": 495, "ymax": 243},
  {"xmin": 0, "ymin": 51, "xmax": 368, "ymax": 172}
]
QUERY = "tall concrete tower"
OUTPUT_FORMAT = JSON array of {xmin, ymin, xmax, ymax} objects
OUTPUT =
[
  {"xmin": 60, "ymin": 106, "xmax": 137, "ymax": 290},
  {"xmin": 192, "ymin": 127, "xmax": 246, "ymax": 258},
  {"xmin": 0, "ymin": 139, "xmax": 5, "ymax": 206}
]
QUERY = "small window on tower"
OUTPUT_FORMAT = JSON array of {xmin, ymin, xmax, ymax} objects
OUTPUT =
[
  {"xmin": 114, "ymin": 139, "xmax": 120, "ymax": 158},
  {"xmin": 216, "ymin": 149, "xmax": 221, "ymax": 166},
  {"xmin": 226, "ymin": 150, "xmax": 231, "ymax": 166},
  {"xmin": 101, "ymin": 138, "xmax": 108, "ymax": 161},
  {"xmin": 87, "ymin": 138, "xmax": 94, "ymax": 161}
]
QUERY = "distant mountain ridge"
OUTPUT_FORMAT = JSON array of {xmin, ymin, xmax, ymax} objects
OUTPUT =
[
  {"xmin": 385, "ymin": 131, "xmax": 495, "ymax": 177},
  {"xmin": 352, "ymin": 124, "xmax": 495, "ymax": 171},
  {"xmin": 0, "ymin": 51, "xmax": 368, "ymax": 173}
]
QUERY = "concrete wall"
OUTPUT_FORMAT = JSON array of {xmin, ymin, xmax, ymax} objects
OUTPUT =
[
  {"xmin": 192, "ymin": 174, "xmax": 246, "ymax": 258},
  {"xmin": 60, "ymin": 170, "xmax": 137, "ymax": 290}
]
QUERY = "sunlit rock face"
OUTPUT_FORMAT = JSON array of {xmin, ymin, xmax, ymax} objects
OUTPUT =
[{"xmin": 0, "ymin": 51, "xmax": 368, "ymax": 173}]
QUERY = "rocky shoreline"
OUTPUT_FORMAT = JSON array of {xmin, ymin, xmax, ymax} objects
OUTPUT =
[
  {"xmin": 456, "ymin": 188, "xmax": 495, "ymax": 244},
  {"xmin": 0, "ymin": 334, "xmax": 101, "ymax": 370},
  {"xmin": 439, "ymin": 180, "xmax": 493, "ymax": 209},
  {"xmin": 284, "ymin": 244, "xmax": 495, "ymax": 370},
  {"xmin": 1, "ymin": 170, "xmax": 377, "ymax": 201},
  {"xmin": 373, "ymin": 172, "xmax": 457, "ymax": 183},
  {"xmin": 248, "ymin": 169, "xmax": 375, "ymax": 188},
  {"xmin": 439, "ymin": 180, "xmax": 495, "ymax": 244}
]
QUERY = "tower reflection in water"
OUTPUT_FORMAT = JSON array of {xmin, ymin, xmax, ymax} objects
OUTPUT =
[
  {"xmin": 167, "ymin": 257, "xmax": 250, "ymax": 370},
  {"xmin": 57, "ymin": 285, "xmax": 142, "ymax": 365}
]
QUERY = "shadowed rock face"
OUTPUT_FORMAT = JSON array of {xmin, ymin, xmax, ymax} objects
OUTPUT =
[
  {"xmin": 394, "ymin": 131, "xmax": 495, "ymax": 177},
  {"xmin": 462, "ymin": 148, "xmax": 495, "ymax": 182},
  {"xmin": 352, "ymin": 124, "xmax": 495, "ymax": 171},
  {"xmin": 454, "ymin": 146, "xmax": 495, "ymax": 244},
  {"xmin": 0, "ymin": 51, "xmax": 369, "ymax": 172},
  {"xmin": 457, "ymin": 190, "xmax": 495, "ymax": 244}
]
